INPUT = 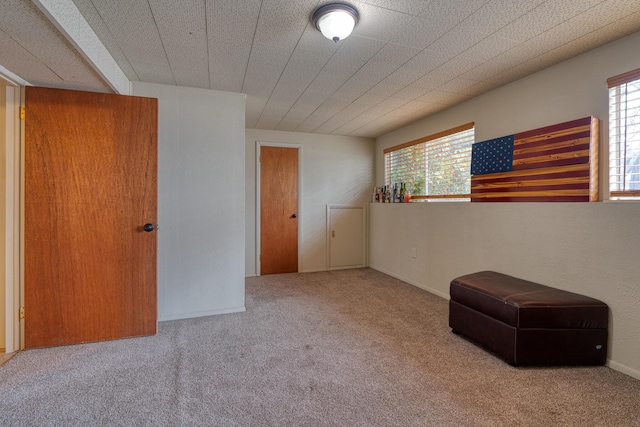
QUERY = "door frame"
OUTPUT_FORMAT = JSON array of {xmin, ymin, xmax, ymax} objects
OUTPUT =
[
  {"xmin": 326, "ymin": 204, "xmax": 367, "ymax": 271},
  {"xmin": 255, "ymin": 141, "xmax": 302, "ymax": 276},
  {"xmin": 1, "ymin": 81, "xmax": 21, "ymax": 353}
]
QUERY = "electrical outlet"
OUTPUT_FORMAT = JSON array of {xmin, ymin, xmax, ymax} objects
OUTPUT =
[{"xmin": 411, "ymin": 248, "xmax": 417, "ymax": 258}]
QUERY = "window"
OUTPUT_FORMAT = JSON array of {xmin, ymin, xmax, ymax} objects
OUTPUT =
[
  {"xmin": 608, "ymin": 68, "xmax": 640, "ymax": 199},
  {"xmin": 384, "ymin": 123, "xmax": 474, "ymax": 201}
]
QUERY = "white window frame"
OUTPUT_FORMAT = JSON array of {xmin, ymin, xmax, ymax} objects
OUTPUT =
[
  {"xmin": 608, "ymin": 68, "xmax": 640, "ymax": 200},
  {"xmin": 383, "ymin": 122, "xmax": 474, "ymax": 202}
]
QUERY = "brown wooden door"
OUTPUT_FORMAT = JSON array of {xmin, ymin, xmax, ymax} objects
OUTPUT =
[
  {"xmin": 260, "ymin": 146, "xmax": 298, "ymax": 275},
  {"xmin": 24, "ymin": 86, "xmax": 158, "ymax": 348}
]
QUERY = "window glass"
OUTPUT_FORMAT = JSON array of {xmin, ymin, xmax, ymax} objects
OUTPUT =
[
  {"xmin": 608, "ymin": 69, "xmax": 640, "ymax": 199},
  {"xmin": 384, "ymin": 124, "xmax": 474, "ymax": 200}
]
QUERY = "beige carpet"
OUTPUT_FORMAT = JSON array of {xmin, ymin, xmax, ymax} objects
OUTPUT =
[{"xmin": 0, "ymin": 268, "xmax": 638, "ymax": 426}]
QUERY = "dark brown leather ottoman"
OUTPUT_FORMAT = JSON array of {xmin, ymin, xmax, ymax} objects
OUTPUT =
[{"xmin": 449, "ymin": 271, "xmax": 608, "ymax": 365}]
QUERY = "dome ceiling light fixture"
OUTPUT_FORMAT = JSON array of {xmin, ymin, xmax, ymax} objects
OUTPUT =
[{"xmin": 312, "ymin": 3, "xmax": 359, "ymax": 43}]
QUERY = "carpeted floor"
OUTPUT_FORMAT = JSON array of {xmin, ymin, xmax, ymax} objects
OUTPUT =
[{"xmin": 0, "ymin": 268, "xmax": 638, "ymax": 426}]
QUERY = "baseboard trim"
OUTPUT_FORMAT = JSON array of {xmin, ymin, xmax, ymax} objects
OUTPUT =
[
  {"xmin": 159, "ymin": 306, "xmax": 246, "ymax": 322},
  {"xmin": 300, "ymin": 268, "xmax": 329, "ymax": 273},
  {"xmin": 369, "ymin": 265, "xmax": 450, "ymax": 300},
  {"xmin": 607, "ymin": 360, "xmax": 640, "ymax": 381}
]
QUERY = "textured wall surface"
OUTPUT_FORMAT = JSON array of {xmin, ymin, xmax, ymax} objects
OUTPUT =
[
  {"xmin": 133, "ymin": 82, "xmax": 246, "ymax": 321},
  {"xmin": 373, "ymin": 32, "xmax": 640, "ymax": 379}
]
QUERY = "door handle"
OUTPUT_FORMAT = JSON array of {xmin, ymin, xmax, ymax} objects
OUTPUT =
[
  {"xmin": 143, "ymin": 223, "xmax": 155, "ymax": 232},
  {"xmin": 291, "ymin": 214, "xmax": 297, "ymax": 218}
]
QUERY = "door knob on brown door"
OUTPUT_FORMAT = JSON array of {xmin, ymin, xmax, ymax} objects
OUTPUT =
[
  {"xmin": 291, "ymin": 214, "xmax": 297, "ymax": 218},
  {"xmin": 143, "ymin": 223, "xmax": 155, "ymax": 232}
]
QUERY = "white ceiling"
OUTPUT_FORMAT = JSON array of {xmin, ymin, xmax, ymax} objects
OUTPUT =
[{"xmin": 2, "ymin": 0, "xmax": 640, "ymax": 138}]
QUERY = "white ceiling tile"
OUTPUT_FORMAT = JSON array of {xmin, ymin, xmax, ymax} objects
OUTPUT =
[
  {"xmin": 242, "ymin": 42, "xmax": 294, "ymax": 98},
  {"xmin": 246, "ymin": 95, "xmax": 269, "ymax": 128},
  {"xmin": 391, "ymin": 16, "xmax": 449, "ymax": 49},
  {"xmin": 400, "ymin": 49, "xmax": 451, "ymax": 76},
  {"xmin": 252, "ymin": 0, "xmax": 317, "ymax": 50},
  {"xmin": 605, "ymin": 10, "xmax": 640, "ymax": 35},
  {"xmin": 0, "ymin": 28, "xmax": 65, "ymax": 86},
  {"xmin": 281, "ymin": 104, "xmax": 318, "ymax": 122},
  {"xmin": 277, "ymin": 36, "xmax": 386, "ymax": 125},
  {"xmin": 495, "ymin": 0, "xmax": 603, "ymax": 42},
  {"xmin": 361, "ymin": 81, "xmax": 406, "ymax": 98},
  {"xmin": 350, "ymin": 2, "xmax": 408, "ymax": 41},
  {"xmin": 463, "ymin": 80, "xmax": 502, "ymax": 97},
  {"xmin": 275, "ymin": 120, "xmax": 304, "ymax": 132},
  {"xmin": 254, "ymin": 115, "xmax": 282, "ymax": 130},
  {"xmin": 393, "ymin": 85, "xmax": 433, "ymax": 100},
  {"xmin": 263, "ymin": 27, "xmax": 339, "ymax": 115},
  {"xmin": 381, "ymin": 63, "xmax": 435, "ymax": 87},
  {"xmin": 437, "ymin": 78, "xmax": 481, "ymax": 94},
  {"xmin": 295, "ymin": 120, "xmax": 325, "ymax": 133},
  {"xmin": 355, "ymin": 92, "xmax": 388, "ymax": 105},
  {"xmin": 459, "ymin": 0, "xmax": 547, "ymax": 40},
  {"xmin": 419, "ymin": 0, "xmax": 491, "ymax": 29},
  {"xmin": 3, "ymin": 0, "xmax": 640, "ymax": 138},
  {"xmin": 72, "ymin": 0, "xmax": 139, "ymax": 80},
  {"xmin": 207, "ymin": 0, "xmax": 261, "ymax": 92},
  {"xmin": 332, "ymin": 118, "xmax": 373, "ymax": 135},
  {"xmin": 430, "ymin": 55, "xmax": 485, "ymax": 79},
  {"xmin": 413, "ymin": 72, "xmax": 454, "ymax": 89},
  {"xmin": 401, "ymin": 99, "xmax": 434, "ymax": 112},
  {"xmin": 416, "ymin": 90, "xmax": 465, "ymax": 104},
  {"xmin": 358, "ymin": 0, "xmax": 431, "ymax": 16},
  {"xmin": 462, "ymin": 35, "xmax": 522, "ymax": 64},
  {"xmin": 336, "ymin": 43, "xmax": 421, "ymax": 99},
  {"xmin": 378, "ymin": 95, "xmax": 412, "ymax": 108},
  {"xmin": 296, "ymin": 98, "xmax": 352, "ymax": 132},
  {"xmin": 314, "ymin": 103, "xmax": 371, "ymax": 134},
  {"xmin": 1, "ymin": 0, "xmax": 109, "ymax": 91},
  {"xmin": 542, "ymin": 26, "xmax": 628, "ymax": 64},
  {"xmin": 349, "ymin": 124, "xmax": 386, "ymax": 138},
  {"xmin": 148, "ymin": 0, "xmax": 209, "ymax": 88},
  {"xmin": 89, "ymin": 0, "xmax": 175, "ymax": 83}
]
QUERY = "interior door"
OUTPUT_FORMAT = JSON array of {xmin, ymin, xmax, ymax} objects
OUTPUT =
[
  {"xmin": 24, "ymin": 86, "xmax": 158, "ymax": 348},
  {"xmin": 260, "ymin": 146, "xmax": 298, "ymax": 275}
]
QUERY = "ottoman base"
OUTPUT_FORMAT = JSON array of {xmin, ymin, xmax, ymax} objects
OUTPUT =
[{"xmin": 450, "ymin": 300, "xmax": 607, "ymax": 365}]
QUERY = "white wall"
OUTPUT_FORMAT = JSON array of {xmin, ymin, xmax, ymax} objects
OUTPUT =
[
  {"xmin": 372, "ymin": 32, "xmax": 640, "ymax": 379},
  {"xmin": 245, "ymin": 129, "xmax": 375, "ymax": 276},
  {"xmin": 132, "ymin": 82, "xmax": 246, "ymax": 321}
]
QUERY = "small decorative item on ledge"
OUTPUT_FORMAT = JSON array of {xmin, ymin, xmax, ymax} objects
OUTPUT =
[{"xmin": 373, "ymin": 183, "xmax": 410, "ymax": 203}]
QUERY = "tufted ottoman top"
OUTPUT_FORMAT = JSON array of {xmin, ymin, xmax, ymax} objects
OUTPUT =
[{"xmin": 450, "ymin": 271, "xmax": 608, "ymax": 329}]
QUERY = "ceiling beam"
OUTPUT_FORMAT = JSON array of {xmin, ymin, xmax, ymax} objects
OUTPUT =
[
  {"xmin": 31, "ymin": 0, "xmax": 130, "ymax": 94},
  {"xmin": 0, "ymin": 65, "xmax": 30, "ymax": 87}
]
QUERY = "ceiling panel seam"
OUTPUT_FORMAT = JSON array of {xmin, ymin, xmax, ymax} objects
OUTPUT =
[
  {"xmin": 271, "ymin": 42, "xmax": 345, "ymax": 130},
  {"xmin": 289, "ymin": 39, "xmax": 390, "ymax": 133},
  {"xmin": 303, "ymin": 42, "xmax": 423, "ymax": 134},
  {"xmin": 240, "ymin": 0, "xmax": 265, "ymax": 94},
  {"xmin": 146, "ymin": 0, "xmax": 176, "ymax": 85},
  {"xmin": 312, "ymin": 0, "xmax": 549, "ymax": 135},
  {"xmin": 253, "ymin": 21, "xmax": 316, "ymax": 127}
]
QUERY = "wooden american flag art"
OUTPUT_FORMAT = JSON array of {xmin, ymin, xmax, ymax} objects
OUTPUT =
[{"xmin": 470, "ymin": 117, "xmax": 599, "ymax": 202}]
